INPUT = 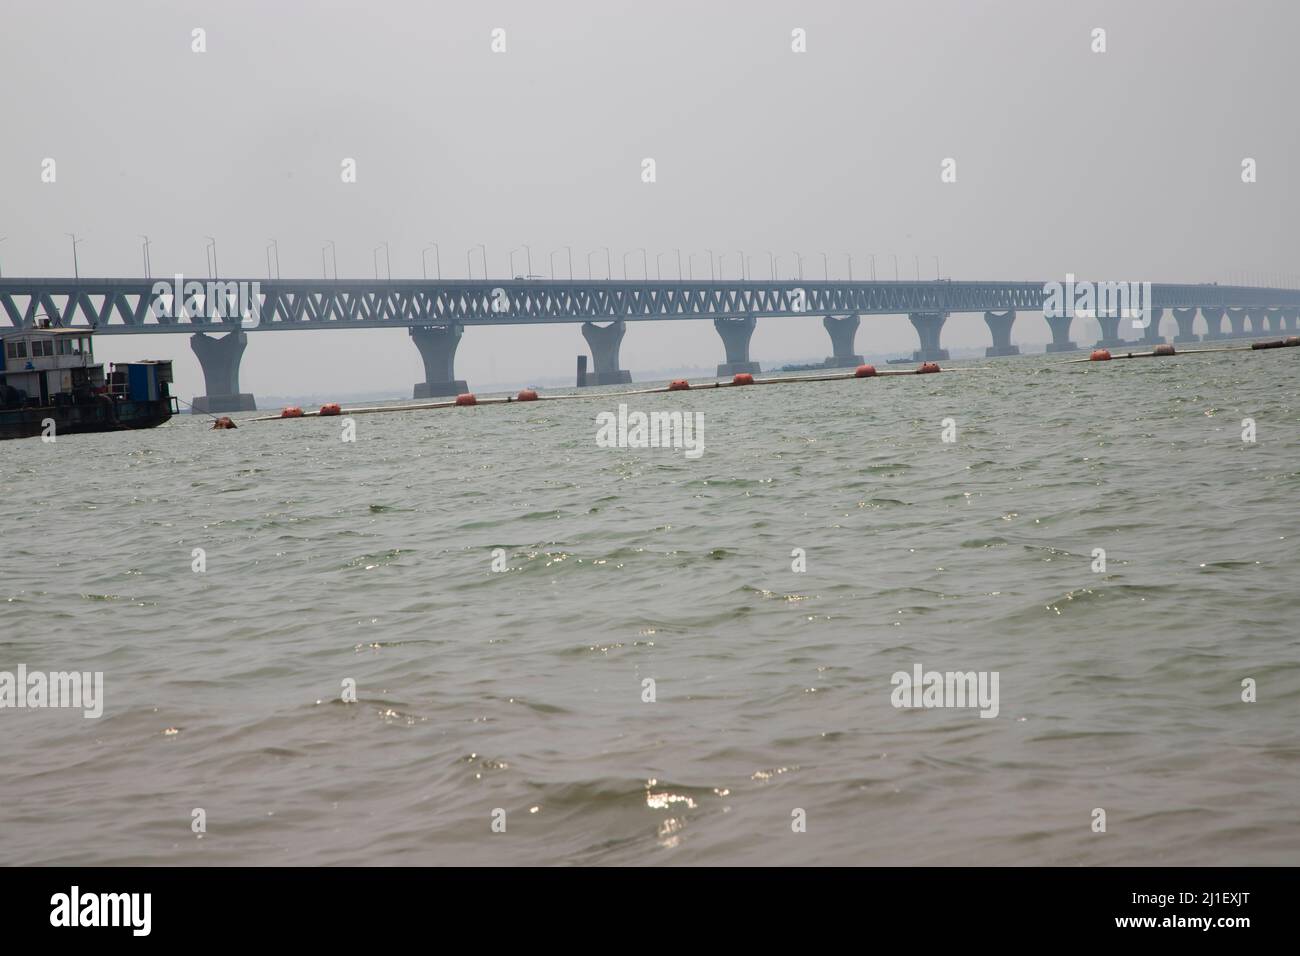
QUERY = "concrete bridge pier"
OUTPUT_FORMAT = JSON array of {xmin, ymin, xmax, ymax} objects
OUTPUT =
[
  {"xmin": 1092, "ymin": 310, "xmax": 1126, "ymax": 349},
  {"xmin": 1285, "ymin": 311, "xmax": 1299, "ymax": 332},
  {"xmin": 190, "ymin": 330, "xmax": 256, "ymax": 413},
  {"xmin": 715, "ymin": 316, "xmax": 761, "ymax": 376},
  {"xmin": 1139, "ymin": 308, "xmax": 1166, "ymax": 345},
  {"xmin": 1226, "ymin": 309, "xmax": 1250, "ymax": 338},
  {"xmin": 1200, "ymin": 307, "xmax": 1227, "ymax": 340},
  {"xmin": 1172, "ymin": 308, "xmax": 1200, "ymax": 343},
  {"xmin": 908, "ymin": 312, "xmax": 950, "ymax": 361},
  {"xmin": 1044, "ymin": 313, "xmax": 1077, "ymax": 352},
  {"xmin": 1246, "ymin": 310, "xmax": 1268, "ymax": 335},
  {"xmin": 983, "ymin": 311, "xmax": 1020, "ymax": 356},
  {"xmin": 822, "ymin": 314, "xmax": 863, "ymax": 367},
  {"xmin": 411, "ymin": 324, "xmax": 468, "ymax": 397},
  {"xmin": 580, "ymin": 320, "xmax": 633, "ymax": 385},
  {"xmin": 1264, "ymin": 308, "xmax": 1286, "ymax": 333}
]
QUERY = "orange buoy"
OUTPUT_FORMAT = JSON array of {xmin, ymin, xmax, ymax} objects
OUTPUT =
[
  {"xmin": 916, "ymin": 362, "xmax": 941, "ymax": 374},
  {"xmin": 1284, "ymin": 336, "xmax": 1300, "ymax": 347},
  {"xmin": 280, "ymin": 406, "xmax": 304, "ymax": 418},
  {"xmin": 668, "ymin": 379, "xmax": 690, "ymax": 391},
  {"xmin": 732, "ymin": 372, "xmax": 755, "ymax": 385},
  {"xmin": 854, "ymin": 364, "xmax": 878, "ymax": 378},
  {"xmin": 211, "ymin": 416, "xmax": 237, "ymax": 430},
  {"xmin": 1089, "ymin": 349, "xmax": 1112, "ymax": 361},
  {"xmin": 455, "ymin": 393, "xmax": 478, "ymax": 406},
  {"xmin": 319, "ymin": 402, "xmax": 342, "ymax": 416},
  {"xmin": 516, "ymin": 389, "xmax": 539, "ymax": 401},
  {"xmin": 1153, "ymin": 344, "xmax": 1176, "ymax": 356}
]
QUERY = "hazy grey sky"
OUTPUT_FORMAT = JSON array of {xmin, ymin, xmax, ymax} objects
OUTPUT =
[{"xmin": 2, "ymin": 0, "xmax": 1297, "ymax": 395}]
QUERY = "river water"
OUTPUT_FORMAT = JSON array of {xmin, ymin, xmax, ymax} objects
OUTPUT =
[{"xmin": 1, "ymin": 350, "xmax": 1297, "ymax": 865}]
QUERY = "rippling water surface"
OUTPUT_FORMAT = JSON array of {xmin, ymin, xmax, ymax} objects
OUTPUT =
[{"xmin": 2, "ymin": 351, "xmax": 1298, "ymax": 865}]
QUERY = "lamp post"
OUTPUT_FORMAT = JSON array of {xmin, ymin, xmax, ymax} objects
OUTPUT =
[
  {"xmin": 675, "ymin": 248, "xmax": 683, "ymax": 280},
  {"xmin": 891, "ymin": 254, "xmax": 899, "ymax": 281},
  {"xmin": 204, "ymin": 236, "xmax": 218, "ymax": 278},
  {"xmin": 139, "ymin": 235, "xmax": 152, "ymax": 279},
  {"xmin": 867, "ymin": 254, "xmax": 876, "ymax": 280},
  {"xmin": 467, "ymin": 244, "xmax": 486, "ymax": 279},
  {"xmin": 933, "ymin": 256, "xmax": 940, "ymax": 280},
  {"xmin": 586, "ymin": 250, "xmax": 598, "ymax": 279},
  {"xmin": 603, "ymin": 246, "xmax": 612, "ymax": 280},
  {"xmin": 822, "ymin": 251, "xmax": 830, "ymax": 280},
  {"xmin": 793, "ymin": 252, "xmax": 804, "ymax": 281},
  {"xmin": 705, "ymin": 248, "xmax": 717, "ymax": 281},
  {"xmin": 845, "ymin": 253, "xmax": 852, "ymax": 281},
  {"xmin": 422, "ymin": 242, "xmax": 441, "ymax": 280},
  {"xmin": 565, "ymin": 245, "xmax": 573, "ymax": 280}
]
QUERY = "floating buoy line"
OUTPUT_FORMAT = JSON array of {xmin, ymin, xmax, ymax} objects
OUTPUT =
[{"xmin": 240, "ymin": 337, "xmax": 1300, "ymax": 424}]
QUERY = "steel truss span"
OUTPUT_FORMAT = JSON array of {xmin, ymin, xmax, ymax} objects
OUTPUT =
[{"xmin": 2, "ymin": 279, "xmax": 1298, "ymax": 333}]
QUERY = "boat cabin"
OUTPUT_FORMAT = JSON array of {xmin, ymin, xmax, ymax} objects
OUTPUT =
[{"xmin": 0, "ymin": 325, "xmax": 172, "ymax": 409}]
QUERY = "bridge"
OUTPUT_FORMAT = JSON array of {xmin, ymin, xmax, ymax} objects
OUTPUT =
[{"xmin": 2, "ymin": 277, "xmax": 1298, "ymax": 412}]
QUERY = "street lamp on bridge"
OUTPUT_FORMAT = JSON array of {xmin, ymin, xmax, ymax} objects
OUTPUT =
[
  {"xmin": 467, "ymin": 244, "xmax": 487, "ymax": 280},
  {"xmin": 139, "ymin": 235, "xmax": 152, "ymax": 279},
  {"xmin": 422, "ymin": 242, "xmax": 441, "ymax": 280},
  {"xmin": 65, "ymin": 233, "xmax": 86, "ymax": 279},
  {"xmin": 704, "ymin": 248, "xmax": 717, "ymax": 281},
  {"xmin": 324, "ymin": 240, "xmax": 338, "ymax": 280},
  {"xmin": 266, "ymin": 239, "xmax": 280, "ymax": 280},
  {"xmin": 793, "ymin": 252, "xmax": 804, "ymax": 281},
  {"xmin": 204, "ymin": 236, "xmax": 218, "ymax": 278},
  {"xmin": 623, "ymin": 247, "xmax": 647, "ymax": 280}
]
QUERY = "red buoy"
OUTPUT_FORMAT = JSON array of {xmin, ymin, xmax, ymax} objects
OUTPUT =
[
  {"xmin": 516, "ymin": 389, "xmax": 539, "ymax": 402},
  {"xmin": 280, "ymin": 406, "xmax": 304, "ymax": 418},
  {"xmin": 916, "ymin": 362, "xmax": 941, "ymax": 374},
  {"xmin": 1089, "ymin": 349, "xmax": 1112, "ymax": 361},
  {"xmin": 319, "ymin": 402, "xmax": 342, "ymax": 416},
  {"xmin": 668, "ymin": 379, "xmax": 690, "ymax": 390},
  {"xmin": 732, "ymin": 372, "xmax": 755, "ymax": 385},
  {"xmin": 854, "ymin": 364, "xmax": 878, "ymax": 378},
  {"xmin": 455, "ymin": 393, "xmax": 478, "ymax": 406},
  {"xmin": 1152, "ymin": 344, "xmax": 1176, "ymax": 356}
]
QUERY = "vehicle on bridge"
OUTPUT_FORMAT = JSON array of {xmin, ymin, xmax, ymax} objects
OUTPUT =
[{"xmin": 0, "ymin": 324, "xmax": 176, "ymax": 440}]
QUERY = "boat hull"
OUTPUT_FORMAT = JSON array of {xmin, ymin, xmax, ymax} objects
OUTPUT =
[{"xmin": 0, "ymin": 398, "xmax": 175, "ymax": 441}]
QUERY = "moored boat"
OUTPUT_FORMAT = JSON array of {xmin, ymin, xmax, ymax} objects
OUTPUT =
[{"xmin": 0, "ymin": 324, "xmax": 176, "ymax": 440}]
